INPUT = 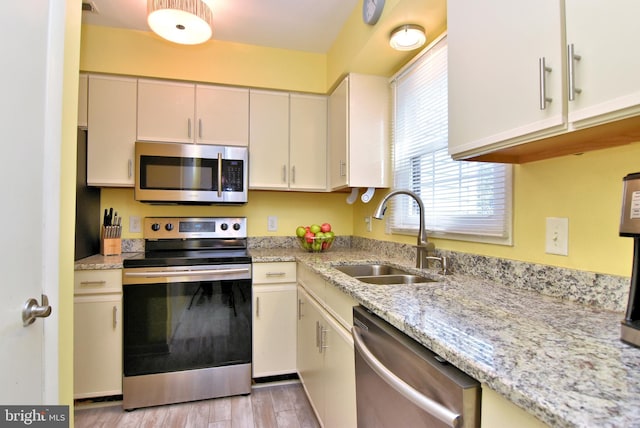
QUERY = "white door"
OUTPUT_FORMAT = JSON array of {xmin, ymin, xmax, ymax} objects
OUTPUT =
[{"xmin": 0, "ymin": 0, "xmax": 64, "ymax": 403}]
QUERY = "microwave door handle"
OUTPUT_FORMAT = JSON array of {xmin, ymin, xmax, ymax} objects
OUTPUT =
[
  {"xmin": 217, "ymin": 152, "xmax": 223, "ymax": 198},
  {"xmin": 352, "ymin": 326, "xmax": 461, "ymax": 428}
]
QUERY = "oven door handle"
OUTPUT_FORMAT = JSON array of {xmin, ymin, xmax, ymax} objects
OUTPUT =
[
  {"xmin": 124, "ymin": 267, "xmax": 250, "ymax": 279},
  {"xmin": 352, "ymin": 325, "xmax": 461, "ymax": 428}
]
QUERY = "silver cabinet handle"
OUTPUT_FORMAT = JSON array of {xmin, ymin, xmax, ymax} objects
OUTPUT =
[
  {"xmin": 567, "ymin": 44, "xmax": 582, "ymax": 101},
  {"xmin": 80, "ymin": 280, "xmax": 107, "ymax": 287},
  {"xmin": 265, "ymin": 272, "xmax": 286, "ymax": 277},
  {"xmin": 22, "ymin": 294, "xmax": 52, "ymax": 327},
  {"xmin": 298, "ymin": 298, "xmax": 304, "ymax": 320},
  {"xmin": 320, "ymin": 325, "xmax": 328, "ymax": 352},
  {"xmin": 291, "ymin": 165, "xmax": 296, "ymax": 184},
  {"xmin": 339, "ymin": 160, "xmax": 346, "ymax": 177},
  {"xmin": 538, "ymin": 57, "xmax": 553, "ymax": 110},
  {"xmin": 282, "ymin": 165, "xmax": 287, "ymax": 183},
  {"xmin": 256, "ymin": 296, "xmax": 260, "ymax": 318},
  {"xmin": 198, "ymin": 118, "xmax": 203, "ymax": 139},
  {"xmin": 113, "ymin": 305, "xmax": 118, "ymax": 330},
  {"xmin": 352, "ymin": 326, "xmax": 461, "ymax": 428},
  {"xmin": 315, "ymin": 321, "xmax": 321, "ymax": 350},
  {"xmin": 187, "ymin": 118, "xmax": 192, "ymax": 139},
  {"xmin": 128, "ymin": 159, "xmax": 133, "ymax": 178}
]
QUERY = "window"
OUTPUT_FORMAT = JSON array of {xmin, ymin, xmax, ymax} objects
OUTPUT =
[{"xmin": 390, "ymin": 34, "xmax": 513, "ymax": 245}]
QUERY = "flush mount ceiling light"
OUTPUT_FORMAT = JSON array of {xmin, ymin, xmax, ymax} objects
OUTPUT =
[
  {"xmin": 147, "ymin": 0, "xmax": 214, "ymax": 45},
  {"xmin": 389, "ymin": 24, "xmax": 426, "ymax": 51}
]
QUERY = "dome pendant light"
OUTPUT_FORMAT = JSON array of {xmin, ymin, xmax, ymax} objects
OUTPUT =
[
  {"xmin": 389, "ymin": 24, "xmax": 426, "ymax": 51},
  {"xmin": 147, "ymin": 0, "xmax": 214, "ymax": 45}
]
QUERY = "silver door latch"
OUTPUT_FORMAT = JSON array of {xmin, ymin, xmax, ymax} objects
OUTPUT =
[{"xmin": 22, "ymin": 294, "xmax": 52, "ymax": 327}]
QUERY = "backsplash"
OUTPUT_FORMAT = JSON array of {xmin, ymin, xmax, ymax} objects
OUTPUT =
[
  {"xmin": 351, "ymin": 236, "xmax": 630, "ymax": 313},
  {"xmin": 122, "ymin": 235, "xmax": 630, "ymax": 312}
]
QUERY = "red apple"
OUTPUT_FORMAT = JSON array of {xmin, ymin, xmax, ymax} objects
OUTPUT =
[{"xmin": 320, "ymin": 223, "xmax": 332, "ymax": 233}]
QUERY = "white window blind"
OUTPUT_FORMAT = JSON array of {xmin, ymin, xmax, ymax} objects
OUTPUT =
[{"xmin": 390, "ymin": 34, "xmax": 513, "ymax": 244}]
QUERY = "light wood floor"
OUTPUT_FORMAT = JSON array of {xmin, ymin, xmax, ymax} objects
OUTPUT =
[{"xmin": 74, "ymin": 382, "xmax": 320, "ymax": 428}]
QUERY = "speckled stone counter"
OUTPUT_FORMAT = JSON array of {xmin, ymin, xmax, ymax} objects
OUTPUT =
[
  {"xmin": 251, "ymin": 247, "xmax": 640, "ymax": 428},
  {"xmin": 76, "ymin": 244, "xmax": 640, "ymax": 427}
]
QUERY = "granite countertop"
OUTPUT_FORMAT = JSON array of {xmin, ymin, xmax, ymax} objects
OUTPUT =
[{"xmin": 76, "ymin": 248, "xmax": 640, "ymax": 427}]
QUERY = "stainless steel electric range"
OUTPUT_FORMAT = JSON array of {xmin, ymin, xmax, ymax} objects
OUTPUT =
[{"xmin": 122, "ymin": 217, "xmax": 252, "ymax": 410}]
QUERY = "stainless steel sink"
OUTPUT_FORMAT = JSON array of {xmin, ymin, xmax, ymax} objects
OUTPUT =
[
  {"xmin": 334, "ymin": 264, "xmax": 410, "ymax": 277},
  {"xmin": 334, "ymin": 264, "xmax": 436, "ymax": 285}
]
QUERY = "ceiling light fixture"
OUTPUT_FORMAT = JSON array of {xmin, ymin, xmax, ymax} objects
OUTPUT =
[
  {"xmin": 389, "ymin": 24, "xmax": 426, "ymax": 51},
  {"xmin": 147, "ymin": 0, "xmax": 214, "ymax": 45}
]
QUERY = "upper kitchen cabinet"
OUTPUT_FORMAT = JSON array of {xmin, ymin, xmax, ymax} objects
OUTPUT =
[
  {"xmin": 564, "ymin": 0, "xmax": 640, "ymax": 127},
  {"xmin": 328, "ymin": 74, "xmax": 390, "ymax": 191},
  {"xmin": 137, "ymin": 79, "xmax": 195, "ymax": 143},
  {"xmin": 87, "ymin": 75, "xmax": 137, "ymax": 187},
  {"xmin": 137, "ymin": 79, "xmax": 249, "ymax": 146},
  {"xmin": 78, "ymin": 73, "xmax": 88, "ymax": 128},
  {"xmin": 448, "ymin": 0, "xmax": 565, "ymax": 160},
  {"xmin": 448, "ymin": 0, "xmax": 640, "ymax": 163},
  {"xmin": 195, "ymin": 85, "xmax": 249, "ymax": 146},
  {"xmin": 249, "ymin": 90, "xmax": 327, "ymax": 191}
]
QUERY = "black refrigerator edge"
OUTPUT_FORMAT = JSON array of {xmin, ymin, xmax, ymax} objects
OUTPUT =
[{"xmin": 75, "ymin": 128, "xmax": 101, "ymax": 260}]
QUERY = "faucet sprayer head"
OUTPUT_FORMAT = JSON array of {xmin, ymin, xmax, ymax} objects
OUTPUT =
[{"xmin": 373, "ymin": 204, "xmax": 386, "ymax": 219}]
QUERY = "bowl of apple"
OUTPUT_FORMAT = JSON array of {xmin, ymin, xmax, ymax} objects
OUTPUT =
[{"xmin": 296, "ymin": 223, "xmax": 335, "ymax": 253}]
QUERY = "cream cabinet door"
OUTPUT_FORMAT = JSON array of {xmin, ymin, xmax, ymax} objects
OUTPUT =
[
  {"xmin": 195, "ymin": 85, "xmax": 249, "ymax": 146},
  {"xmin": 290, "ymin": 94, "xmax": 327, "ymax": 191},
  {"xmin": 74, "ymin": 294, "xmax": 122, "ymax": 398},
  {"xmin": 565, "ymin": 0, "xmax": 640, "ymax": 127},
  {"xmin": 249, "ymin": 90, "xmax": 290, "ymax": 189},
  {"xmin": 448, "ymin": 0, "xmax": 565, "ymax": 158},
  {"xmin": 328, "ymin": 74, "xmax": 389, "ymax": 190},
  {"xmin": 87, "ymin": 75, "xmax": 137, "ymax": 187},
  {"xmin": 323, "ymin": 313, "xmax": 357, "ymax": 428},
  {"xmin": 253, "ymin": 285, "xmax": 297, "ymax": 377},
  {"xmin": 297, "ymin": 287, "xmax": 326, "ymax": 421},
  {"xmin": 328, "ymin": 78, "xmax": 348, "ymax": 190},
  {"xmin": 137, "ymin": 79, "xmax": 195, "ymax": 143}
]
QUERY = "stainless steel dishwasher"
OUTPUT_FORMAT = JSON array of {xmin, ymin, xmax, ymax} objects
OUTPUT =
[{"xmin": 352, "ymin": 306, "xmax": 480, "ymax": 428}]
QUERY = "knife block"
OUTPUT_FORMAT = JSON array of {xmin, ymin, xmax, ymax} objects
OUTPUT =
[{"xmin": 100, "ymin": 227, "xmax": 121, "ymax": 256}]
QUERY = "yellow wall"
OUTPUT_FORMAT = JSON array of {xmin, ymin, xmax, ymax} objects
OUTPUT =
[
  {"xmin": 354, "ymin": 143, "xmax": 640, "ymax": 277},
  {"xmin": 80, "ymin": 25, "xmax": 327, "ymax": 93},
  {"xmin": 104, "ymin": 189, "xmax": 354, "ymax": 239},
  {"xmin": 62, "ymin": 0, "xmax": 82, "ymax": 419}
]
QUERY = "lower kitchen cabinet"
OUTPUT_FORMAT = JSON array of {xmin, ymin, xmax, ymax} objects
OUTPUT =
[
  {"xmin": 73, "ymin": 269, "xmax": 122, "ymax": 399},
  {"xmin": 481, "ymin": 386, "xmax": 549, "ymax": 428},
  {"xmin": 252, "ymin": 262, "xmax": 297, "ymax": 378},
  {"xmin": 297, "ymin": 283, "xmax": 357, "ymax": 428}
]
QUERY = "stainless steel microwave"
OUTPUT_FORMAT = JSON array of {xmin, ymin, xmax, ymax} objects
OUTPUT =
[{"xmin": 135, "ymin": 141, "xmax": 248, "ymax": 204}]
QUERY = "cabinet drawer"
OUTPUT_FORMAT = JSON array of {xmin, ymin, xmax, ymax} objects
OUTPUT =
[
  {"xmin": 253, "ymin": 262, "xmax": 296, "ymax": 284},
  {"xmin": 297, "ymin": 262, "xmax": 325, "ymax": 300},
  {"xmin": 74, "ymin": 269, "xmax": 122, "ymax": 295},
  {"xmin": 325, "ymin": 282, "xmax": 358, "ymax": 329}
]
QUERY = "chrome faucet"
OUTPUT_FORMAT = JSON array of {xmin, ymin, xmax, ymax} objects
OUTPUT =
[{"xmin": 373, "ymin": 189, "xmax": 437, "ymax": 270}]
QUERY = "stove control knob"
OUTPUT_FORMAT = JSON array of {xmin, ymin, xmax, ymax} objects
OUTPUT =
[
  {"xmin": 165, "ymin": 223, "xmax": 174, "ymax": 231},
  {"xmin": 233, "ymin": 223, "xmax": 241, "ymax": 231},
  {"xmin": 220, "ymin": 223, "xmax": 228, "ymax": 231},
  {"xmin": 151, "ymin": 223, "xmax": 160, "ymax": 231}
]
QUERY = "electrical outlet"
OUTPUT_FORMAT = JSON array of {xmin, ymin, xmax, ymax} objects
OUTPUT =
[
  {"xmin": 545, "ymin": 217, "xmax": 568, "ymax": 256},
  {"xmin": 267, "ymin": 216, "xmax": 278, "ymax": 232},
  {"xmin": 130, "ymin": 216, "xmax": 141, "ymax": 233},
  {"xmin": 364, "ymin": 216, "xmax": 372, "ymax": 232}
]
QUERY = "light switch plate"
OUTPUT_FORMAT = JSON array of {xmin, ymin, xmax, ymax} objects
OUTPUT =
[
  {"xmin": 130, "ymin": 216, "xmax": 141, "ymax": 233},
  {"xmin": 545, "ymin": 217, "xmax": 568, "ymax": 256},
  {"xmin": 267, "ymin": 216, "xmax": 278, "ymax": 232}
]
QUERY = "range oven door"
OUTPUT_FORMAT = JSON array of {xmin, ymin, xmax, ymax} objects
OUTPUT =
[
  {"xmin": 135, "ymin": 141, "xmax": 248, "ymax": 204},
  {"xmin": 122, "ymin": 264, "xmax": 252, "ymax": 378}
]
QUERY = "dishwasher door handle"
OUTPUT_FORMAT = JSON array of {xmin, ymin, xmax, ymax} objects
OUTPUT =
[{"xmin": 352, "ymin": 326, "xmax": 461, "ymax": 428}]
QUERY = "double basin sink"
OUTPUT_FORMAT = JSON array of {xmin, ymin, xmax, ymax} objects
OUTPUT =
[{"xmin": 334, "ymin": 263, "xmax": 436, "ymax": 285}]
